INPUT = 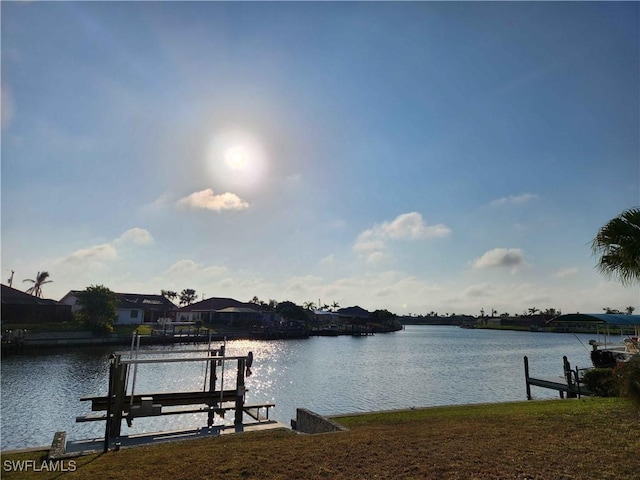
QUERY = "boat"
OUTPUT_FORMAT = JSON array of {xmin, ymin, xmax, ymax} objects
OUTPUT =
[
  {"xmin": 548, "ymin": 314, "xmax": 640, "ymax": 368},
  {"xmin": 312, "ymin": 324, "xmax": 341, "ymax": 336}
]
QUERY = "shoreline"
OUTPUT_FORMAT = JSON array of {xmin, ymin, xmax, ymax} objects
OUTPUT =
[{"xmin": 1, "ymin": 398, "xmax": 637, "ymax": 480}]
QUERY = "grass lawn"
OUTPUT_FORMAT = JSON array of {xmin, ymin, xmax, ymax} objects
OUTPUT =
[{"xmin": 2, "ymin": 398, "xmax": 638, "ymax": 480}]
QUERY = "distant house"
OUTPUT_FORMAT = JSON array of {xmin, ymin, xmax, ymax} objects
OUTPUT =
[
  {"xmin": 177, "ymin": 297, "xmax": 267, "ymax": 327},
  {"xmin": 336, "ymin": 305, "xmax": 371, "ymax": 324},
  {"xmin": 59, "ymin": 291, "xmax": 177, "ymax": 325},
  {"xmin": 1, "ymin": 284, "xmax": 72, "ymax": 324},
  {"xmin": 313, "ymin": 310, "xmax": 342, "ymax": 326}
]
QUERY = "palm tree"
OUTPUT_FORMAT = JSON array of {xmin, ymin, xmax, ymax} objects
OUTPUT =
[
  {"xmin": 179, "ymin": 289, "xmax": 197, "ymax": 306},
  {"xmin": 592, "ymin": 207, "xmax": 640, "ymax": 286},
  {"xmin": 161, "ymin": 290, "xmax": 178, "ymax": 303},
  {"xmin": 23, "ymin": 271, "xmax": 53, "ymax": 298}
]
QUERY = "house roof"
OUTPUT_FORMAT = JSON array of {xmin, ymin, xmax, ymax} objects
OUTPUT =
[
  {"xmin": 1, "ymin": 284, "xmax": 64, "ymax": 306},
  {"xmin": 178, "ymin": 297, "xmax": 255, "ymax": 312},
  {"xmin": 548, "ymin": 313, "xmax": 640, "ymax": 327},
  {"xmin": 216, "ymin": 307, "xmax": 261, "ymax": 314},
  {"xmin": 117, "ymin": 293, "xmax": 176, "ymax": 311},
  {"xmin": 336, "ymin": 305, "xmax": 370, "ymax": 318},
  {"xmin": 60, "ymin": 290, "xmax": 176, "ymax": 311}
]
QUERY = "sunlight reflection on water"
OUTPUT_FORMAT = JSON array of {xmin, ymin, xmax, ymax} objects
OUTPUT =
[{"xmin": 1, "ymin": 326, "xmax": 598, "ymax": 450}]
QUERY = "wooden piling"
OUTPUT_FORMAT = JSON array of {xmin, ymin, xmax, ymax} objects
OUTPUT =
[
  {"xmin": 524, "ymin": 356, "xmax": 532, "ymax": 400},
  {"xmin": 235, "ymin": 357, "xmax": 246, "ymax": 425}
]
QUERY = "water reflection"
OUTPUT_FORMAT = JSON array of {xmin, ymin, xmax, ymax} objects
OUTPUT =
[{"xmin": 1, "ymin": 326, "xmax": 596, "ymax": 450}]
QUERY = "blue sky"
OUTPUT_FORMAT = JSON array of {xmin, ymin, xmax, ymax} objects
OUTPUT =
[{"xmin": 2, "ymin": 2, "xmax": 638, "ymax": 316}]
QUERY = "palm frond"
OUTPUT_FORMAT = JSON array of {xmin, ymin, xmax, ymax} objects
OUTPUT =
[{"xmin": 592, "ymin": 207, "xmax": 640, "ymax": 286}]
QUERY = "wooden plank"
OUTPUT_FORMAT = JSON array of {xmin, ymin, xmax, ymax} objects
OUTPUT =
[{"xmin": 84, "ymin": 390, "xmax": 240, "ymax": 412}]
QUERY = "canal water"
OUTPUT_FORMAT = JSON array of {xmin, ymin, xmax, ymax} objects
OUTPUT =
[{"xmin": 1, "ymin": 325, "xmax": 599, "ymax": 451}]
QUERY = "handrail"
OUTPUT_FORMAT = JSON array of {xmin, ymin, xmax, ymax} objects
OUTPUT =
[{"xmin": 119, "ymin": 355, "xmax": 248, "ymax": 365}]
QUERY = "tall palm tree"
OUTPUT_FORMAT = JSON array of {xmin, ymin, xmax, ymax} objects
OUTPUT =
[
  {"xmin": 23, "ymin": 271, "xmax": 53, "ymax": 298},
  {"xmin": 592, "ymin": 207, "xmax": 640, "ymax": 286}
]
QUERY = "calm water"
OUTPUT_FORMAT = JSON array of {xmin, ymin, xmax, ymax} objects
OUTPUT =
[{"xmin": 1, "ymin": 325, "xmax": 598, "ymax": 451}]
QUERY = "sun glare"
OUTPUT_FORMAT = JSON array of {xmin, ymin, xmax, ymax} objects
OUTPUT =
[
  {"xmin": 225, "ymin": 146, "xmax": 249, "ymax": 170},
  {"xmin": 208, "ymin": 130, "xmax": 267, "ymax": 190}
]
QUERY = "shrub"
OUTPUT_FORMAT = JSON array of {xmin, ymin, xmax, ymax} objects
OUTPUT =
[
  {"xmin": 582, "ymin": 356, "xmax": 640, "ymax": 405},
  {"xmin": 583, "ymin": 368, "xmax": 619, "ymax": 397},
  {"xmin": 614, "ymin": 356, "xmax": 640, "ymax": 406}
]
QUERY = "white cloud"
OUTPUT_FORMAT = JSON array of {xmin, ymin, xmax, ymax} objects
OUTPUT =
[
  {"xmin": 177, "ymin": 188, "xmax": 249, "ymax": 212},
  {"xmin": 61, "ymin": 243, "xmax": 118, "ymax": 265},
  {"xmin": 116, "ymin": 228, "xmax": 154, "ymax": 246},
  {"xmin": 553, "ymin": 267, "xmax": 579, "ymax": 279},
  {"xmin": 58, "ymin": 228, "xmax": 153, "ymax": 268},
  {"xmin": 353, "ymin": 239, "xmax": 386, "ymax": 253},
  {"xmin": 366, "ymin": 251, "xmax": 387, "ymax": 265},
  {"xmin": 353, "ymin": 212, "xmax": 451, "ymax": 261},
  {"xmin": 361, "ymin": 212, "xmax": 451, "ymax": 242},
  {"xmin": 166, "ymin": 259, "xmax": 201, "ymax": 275},
  {"xmin": 143, "ymin": 193, "xmax": 173, "ymax": 212},
  {"xmin": 490, "ymin": 193, "xmax": 538, "ymax": 207},
  {"xmin": 463, "ymin": 283, "xmax": 496, "ymax": 298},
  {"xmin": 473, "ymin": 248, "xmax": 526, "ymax": 271},
  {"xmin": 319, "ymin": 254, "xmax": 335, "ymax": 267},
  {"xmin": 165, "ymin": 259, "xmax": 227, "ymax": 278},
  {"xmin": 283, "ymin": 275, "xmax": 325, "ymax": 296}
]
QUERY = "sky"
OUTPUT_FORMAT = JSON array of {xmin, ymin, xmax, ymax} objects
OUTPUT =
[{"xmin": 2, "ymin": 2, "xmax": 639, "ymax": 316}]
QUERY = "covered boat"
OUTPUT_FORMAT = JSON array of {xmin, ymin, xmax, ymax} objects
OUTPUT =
[{"xmin": 548, "ymin": 314, "xmax": 640, "ymax": 368}]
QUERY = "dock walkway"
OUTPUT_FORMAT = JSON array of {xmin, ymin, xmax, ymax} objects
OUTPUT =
[{"xmin": 524, "ymin": 356, "xmax": 593, "ymax": 400}]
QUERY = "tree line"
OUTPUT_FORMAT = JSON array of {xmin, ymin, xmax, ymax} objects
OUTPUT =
[{"xmin": 12, "ymin": 206, "xmax": 640, "ymax": 322}]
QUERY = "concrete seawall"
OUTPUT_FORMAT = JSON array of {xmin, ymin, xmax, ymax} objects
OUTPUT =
[{"xmin": 291, "ymin": 408, "xmax": 348, "ymax": 434}]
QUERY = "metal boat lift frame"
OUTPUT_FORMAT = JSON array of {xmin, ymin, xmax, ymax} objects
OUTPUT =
[{"xmin": 76, "ymin": 335, "xmax": 273, "ymax": 452}]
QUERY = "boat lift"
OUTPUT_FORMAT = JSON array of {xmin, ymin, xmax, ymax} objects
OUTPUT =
[
  {"xmin": 76, "ymin": 334, "xmax": 274, "ymax": 452},
  {"xmin": 547, "ymin": 314, "xmax": 640, "ymax": 368}
]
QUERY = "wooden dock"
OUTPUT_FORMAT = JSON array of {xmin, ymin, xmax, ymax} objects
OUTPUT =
[{"xmin": 524, "ymin": 356, "xmax": 593, "ymax": 400}]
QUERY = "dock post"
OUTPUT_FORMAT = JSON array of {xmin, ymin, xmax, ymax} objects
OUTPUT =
[
  {"xmin": 207, "ymin": 350, "xmax": 218, "ymax": 427},
  {"xmin": 103, "ymin": 353, "xmax": 127, "ymax": 451},
  {"xmin": 104, "ymin": 355, "xmax": 116, "ymax": 453},
  {"xmin": 563, "ymin": 356, "xmax": 577, "ymax": 398},
  {"xmin": 235, "ymin": 357, "xmax": 246, "ymax": 425},
  {"xmin": 524, "ymin": 356, "xmax": 532, "ymax": 400},
  {"xmin": 108, "ymin": 355, "xmax": 127, "ymax": 444}
]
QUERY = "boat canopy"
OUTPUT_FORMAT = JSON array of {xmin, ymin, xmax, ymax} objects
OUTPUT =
[{"xmin": 548, "ymin": 313, "xmax": 640, "ymax": 326}]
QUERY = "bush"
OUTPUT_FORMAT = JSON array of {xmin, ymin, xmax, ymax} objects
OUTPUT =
[
  {"xmin": 91, "ymin": 322, "xmax": 114, "ymax": 335},
  {"xmin": 614, "ymin": 356, "xmax": 640, "ymax": 406},
  {"xmin": 582, "ymin": 368, "xmax": 619, "ymax": 397},
  {"xmin": 582, "ymin": 356, "xmax": 640, "ymax": 405}
]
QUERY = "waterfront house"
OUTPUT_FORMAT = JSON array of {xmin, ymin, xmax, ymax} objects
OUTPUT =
[
  {"xmin": 59, "ymin": 291, "xmax": 177, "ymax": 325},
  {"xmin": 176, "ymin": 296, "xmax": 263, "ymax": 327},
  {"xmin": 1, "ymin": 284, "xmax": 72, "ymax": 325},
  {"xmin": 336, "ymin": 305, "xmax": 371, "ymax": 325}
]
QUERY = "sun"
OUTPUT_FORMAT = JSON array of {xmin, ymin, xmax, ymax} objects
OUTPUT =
[
  {"xmin": 224, "ymin": 146, "xmax": 249, "ymax": 170},
  {"xmin": 208, "ymin": 130, "xmax": 268, "ymax": 190}
]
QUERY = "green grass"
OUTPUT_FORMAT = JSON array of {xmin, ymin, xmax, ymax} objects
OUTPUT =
[{"xmin": 2, "ymin": 398, "xmax": 638, "ymax": 480}]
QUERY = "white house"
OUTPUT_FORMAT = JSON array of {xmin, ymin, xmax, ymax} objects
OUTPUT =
[{"xmin": 60, "ymin": 291, "xmax": 177, "ymax": 325}]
